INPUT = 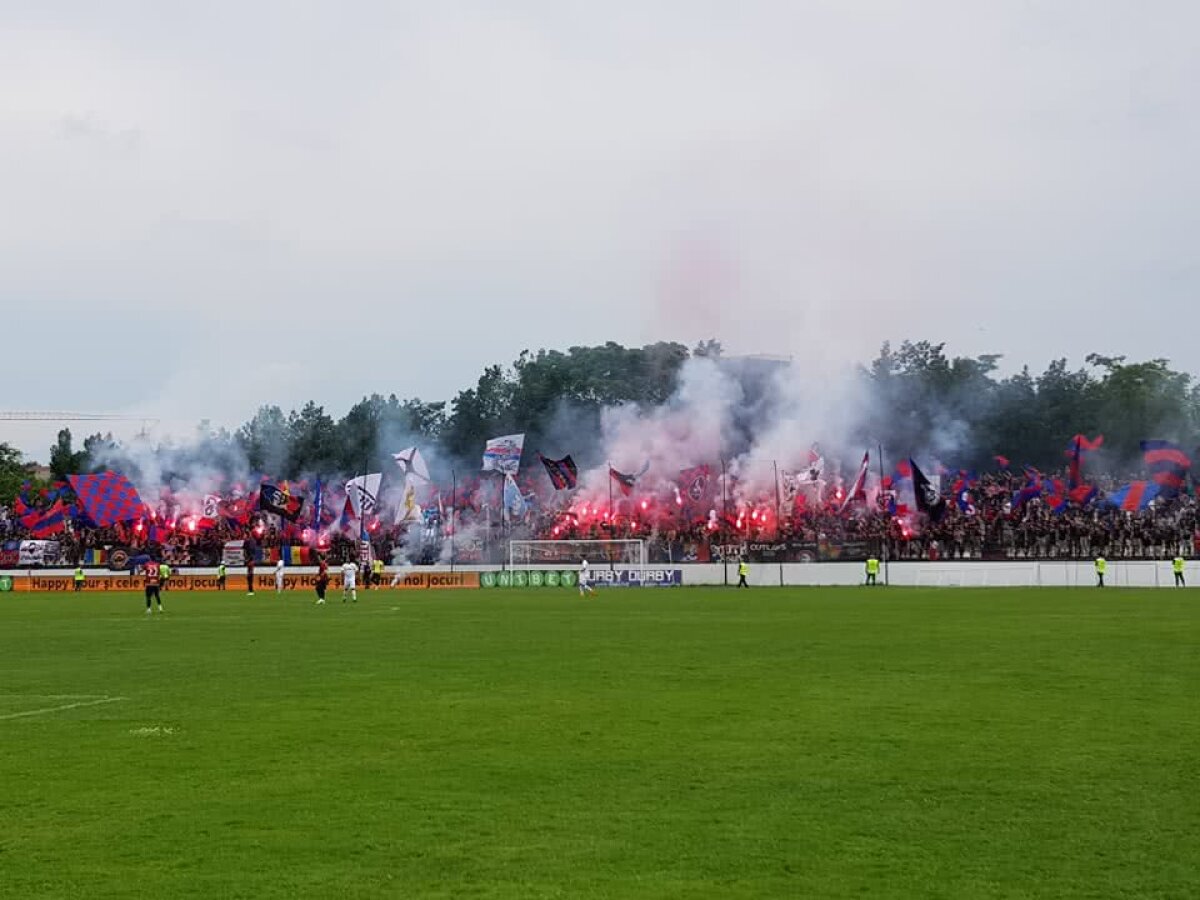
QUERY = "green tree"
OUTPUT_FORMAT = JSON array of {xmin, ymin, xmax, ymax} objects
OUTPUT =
[
  {"xmin": 48, "ymin": 428, "xmax": 88, "ymax": 481},
  {"xmin": 0, "ymin": 443, "xmax": 31, "ymax": 505}
]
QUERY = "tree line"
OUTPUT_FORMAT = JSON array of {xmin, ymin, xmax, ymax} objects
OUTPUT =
[{"xmin": 2, "ymin": 339, "xmax": 1198, "ymax": 503}]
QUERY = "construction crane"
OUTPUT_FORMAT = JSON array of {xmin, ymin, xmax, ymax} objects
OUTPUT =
[{"xmin": 0, "ymin": 412, "xmax": 160, "ymax": 440}]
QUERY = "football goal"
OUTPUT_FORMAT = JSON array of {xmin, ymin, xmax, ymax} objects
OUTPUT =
[{"xmin": 508, "ymin": 539, "xmax": 646, "ymax": 573}]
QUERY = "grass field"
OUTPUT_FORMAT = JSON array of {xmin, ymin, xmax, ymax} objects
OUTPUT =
[{"xmin": 1, "ymin": 586, "xmax": 1198, "ymax": 899}]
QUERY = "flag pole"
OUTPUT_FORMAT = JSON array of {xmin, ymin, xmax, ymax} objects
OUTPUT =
[
  {"xmin": 878, "ymin": 441, "xmax": 889, "ymax": 586},
  {"xmin": 607, "ymin": 461, "xmax": 615, "ymax": 571},
  {"xmin": 721, "ymin": 456, "xmax": 729, "ymax": 587},
  {"xmin": 773, "ymin": 458, "xmax": 783, "ymax": 587},
  {"xmin": 450, "ymin": 467, "xmax": 457, "ymax": 573}
]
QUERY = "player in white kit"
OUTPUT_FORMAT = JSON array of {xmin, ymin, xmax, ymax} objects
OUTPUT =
[
  {"xmin": 341, "ymin": 561, "xmax": 358, "ymax": 603},
  {"xmin": 274, "ymin": 558, "xmax": 285, "ymax": 594},
  {"xmin": 578, "ymin": 559, "xmax": 596, "ymax": 597}
]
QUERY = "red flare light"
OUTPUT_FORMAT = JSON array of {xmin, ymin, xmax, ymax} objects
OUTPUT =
[
  {"xmin": 186, "ymin": 519, "xmax": 197, "ymax": 533},
  {"xmin": 640, "ymin": 499, "xmax": 649, "ymax": 511}
]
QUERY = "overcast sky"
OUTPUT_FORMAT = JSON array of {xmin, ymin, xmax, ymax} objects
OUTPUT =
[{"xmin": 3, "ymin": 1, "xmax": 1198, "ymax": 459}]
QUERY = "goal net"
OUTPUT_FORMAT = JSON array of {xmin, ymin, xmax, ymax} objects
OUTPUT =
[{"xmin": 508, "ymin": 539, "xmax": 646, "ymax": 572}]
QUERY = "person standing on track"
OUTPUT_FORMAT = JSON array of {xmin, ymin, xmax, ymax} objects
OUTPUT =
[
  {"xmin": 73, "ymin": 565, "xmax": 85, "ymax": 593},
  {"xmin": 1094, "ymin": 555, "xmax": 1107, "ymax": 588},
  {"xmin": 245, "ymin": 547, "xmax": 256, "ymax": 596},
  {"xmin": 737, "ymin": 557, "xmax": 750, "ymax": 588},
  {"xmin": 341, "ymin": 560, "xmax": 358, "ymax": 603},
  {"xmin": 143, "ymin": 561, "xmax": 163, "ymax": 614},
  {"xmin": 865, "ymin": 557, "xmax": 880, "ymax": 586},
  {"xmin": 217, "ymin": 562, "xmax": 227, "ymax": 591},
  {"xmin": 275, "ymin": 557, "xmax": 285, "ymax": 595},
  {"xmin": 1173, "ymin": 555, "xmax": 1186, "ymax": 587},
  {"xmin": 159, "ymin": 561, "xmax": 171, "ymax": 592}
]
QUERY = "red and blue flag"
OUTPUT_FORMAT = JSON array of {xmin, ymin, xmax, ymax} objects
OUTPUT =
[
  {"xmin": 68, "ymin": 472, "xmax": 147, "ymax": 526},
  {"xmin": 1140, "ymin": 440, "xmax": 1191, "ymax": 493},
  {"xmin": 1105, "ymin": 481, "xmax": 1161, "ymax": 512}
]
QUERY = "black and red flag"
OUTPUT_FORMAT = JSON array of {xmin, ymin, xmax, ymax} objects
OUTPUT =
[
  {"xmin": 538, "ymin": 453, "xmax": 578, "ymax": 491},
  {"xmin": 609, "ymin": 467, "xmax": 637, "ymax": 497},
  {"xmin": 910, "ymin": 459, "xmax": 948, "ymax": 522},
  {"xmin": 259, "ymin": 483, "xmax": 305, "ymax": 521}
]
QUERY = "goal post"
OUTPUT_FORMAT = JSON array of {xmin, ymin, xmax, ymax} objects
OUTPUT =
[{"xmin": 508, "ymin": 539, "xmax": 646, "ymax": 573}]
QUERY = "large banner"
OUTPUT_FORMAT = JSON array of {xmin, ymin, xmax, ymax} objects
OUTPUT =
[
  {"xmin": 4, "ymin": 571, "xmax": 479, "ymax": 593},
  {"xmin": 712, "ymin": 540, "xmax": 873, "ymax": 563},
  {"xmin": 481, "ymin": 568, "xmax": 683, "ymax": 588},
  {"xmin": 18, "ymin": 540, "xmax": 62, "ymax": 567}
]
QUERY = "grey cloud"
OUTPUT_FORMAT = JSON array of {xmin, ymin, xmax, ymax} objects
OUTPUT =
[{"xmin": 3, "ymin": 1, "xmax": 1198, "ymax": 457}]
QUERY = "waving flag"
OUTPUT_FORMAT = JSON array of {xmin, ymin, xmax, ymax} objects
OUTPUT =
[
  {"xmin": 310, "ymin": 479, "xmax": 324, "ymax": 531},
  {"xmin": 806, "ymin": 444, "xmax": 825, "ymax": 478},
  {"xmin": 346, "ymin": 473, "xmax": 383, "ymax": 518},
  {"xmin": 1105, "ymin": 481, "xmax": 1161, "ymax": 512},
  {"xmin": 679, "ymin": 465, "xmax": 711, "ymax": 503},
  {"xmin": 395, "ymin": 480, "xmax": 423, "ymax": 524},
  {"xmin": 482, "ymin": 434, "xmax": 524, "ymax": 475},
  {"xmin": 1140, "ymin": 440, "xmax": 1191, "ymax": 493},
  {"xmin": 910, "ymin": 459, "xmax": 947, "ymax": 522},
  {"xmin": 392, "ymin": 447, "xmax": 431, "ymax": 482},
  {"xmin": 538, "ymin": 453, "xmax": 578, "ymax": 490},
  {"xmin": 839, "ymin": 452, "xmax": 870, "ymax": 512},
  {"xmin": 503, "ymin": 474, "xmax": 527, "ymax": 519},
  {"xmin": 68, "ymin": 473, "xmax": 147, "ymax": 526},
  {"xmin": 994, "ymin": 455, "xmax": 1011, "ymax": 469},
  {"xmin": 21, "ymin": 500, "xmax": 68, "ymax": 537},
  {"xmin": 259, "ymin": 483, "xmax": 305, "ymax": 521},
  {"xmin": 609, "ymin": 467, "xmax": 637, "ymax": 497}
]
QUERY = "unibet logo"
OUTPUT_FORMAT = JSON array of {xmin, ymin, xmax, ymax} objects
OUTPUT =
[
  {"xmin": 497, "ymin": 571, "xmax": 512, "ymax": 587},
  {"xmin": 560, "ymin": 571, "xmax": 577, "ymax": 586},
  {"xmin": 481, "ymin": 572, "xmax": 497, "ymax": 588},
  {"xmin": 513, "ymin": 571, "xmax": 528, "ymax": 587},
  {"xmin": 0, "ymin": 576, "xmax": 11, "ymax": 592},
  {"xmin": 545, "ymin": 571, "xmax": 560, "ymax": 587},
  {"xmin": 529, "ymin": 571, "xmax": 544, "ymax": 587}
]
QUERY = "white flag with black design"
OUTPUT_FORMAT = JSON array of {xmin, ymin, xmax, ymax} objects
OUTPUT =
[{"xmin": 346, "ymin": 473, "xmax": 383, "ymax": 518}]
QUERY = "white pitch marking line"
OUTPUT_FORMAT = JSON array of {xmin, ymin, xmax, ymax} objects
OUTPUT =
[{"xmin": 0, "ymin": 697, "xmax": 127, "ymax": 721}]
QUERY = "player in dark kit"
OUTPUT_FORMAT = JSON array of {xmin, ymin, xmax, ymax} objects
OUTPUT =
[
  {"xmin": 314, "ymin": 558, "xmax": 329, "ymax": 605},
  {"xmin": 143, "ymin": 561, "xmax": 163, "ymax": 614}
]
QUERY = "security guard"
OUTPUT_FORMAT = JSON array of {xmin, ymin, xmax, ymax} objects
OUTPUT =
[
  {"xmin": 217, "ymin": 562, "xmax": 227, "ymax": 591},
  {"xmin": 159, "ymin": 561, "xmax": 171, "ymax": 591},
  {"xmin": 73, "ymin": 565, "xmax": 85, "ymax": 593},
  {"xmin": 865, "ymin": 557, "xmax": 880, "ymax": 586},
  {"xmin": 372, "ymin": 557, "xmax": 384, "ymax": 589},
  {"xmin": 1173, "ymin": 555, "xmax": 1186, "ymax": 588},
  {"xmin": 1094, "ymin": 556, "xmax": 1106, "ymax": 588},
  {"xmin": 737, "ymin": 557, "xmax": 750, "ymax": 588}
]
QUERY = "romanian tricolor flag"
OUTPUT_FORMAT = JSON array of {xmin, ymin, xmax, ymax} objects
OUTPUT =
[{"xmin": 283, "ymin": 546, "xmax": 311, "ymax": 566}]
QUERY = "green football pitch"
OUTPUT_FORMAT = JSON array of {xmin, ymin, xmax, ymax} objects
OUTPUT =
[{"xmin": 1, "ymin": 587, "xmax": 1197, "ymax": 899}]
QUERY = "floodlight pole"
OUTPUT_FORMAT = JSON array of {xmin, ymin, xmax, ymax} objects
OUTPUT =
[{"xmin": 450, "ymin": 467, "xmax": 456, "ymax": 573}]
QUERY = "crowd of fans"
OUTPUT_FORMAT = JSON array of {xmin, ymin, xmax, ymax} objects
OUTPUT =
[{"xmin": 2, "ymin": 465, "xmax": 1197, "ymax": 567}]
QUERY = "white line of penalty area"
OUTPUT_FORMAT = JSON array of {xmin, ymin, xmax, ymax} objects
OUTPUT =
[{"xmin": 0, "ymin": 696, "xmax": 127, "ymax": 721}]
